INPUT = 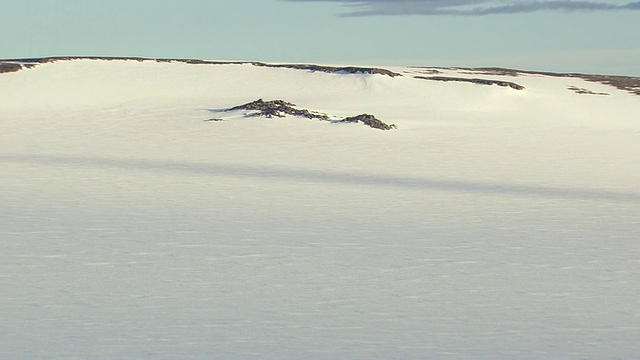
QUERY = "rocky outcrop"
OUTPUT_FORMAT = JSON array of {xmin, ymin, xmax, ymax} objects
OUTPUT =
[
  {"xmin": 335, "ymin": 114, "xmax": 397, "ymax": 130},
  {"xmin": 567, "ymin": 86, "xmax": 609, "ymax": 96},
  {"xmin": 228, "ymin": 99, "xmax": 331, "ymax": 121},
  {"xmin": 580, "ymin": 75, "xmax": 640, "ymax": 96},
  {"xmin": 0, "ymin": 62, "xmax": 22, "ymax": 74},
  {"xmin": 415, "ymin": 75, "xmax": 525, "ymax": 90},
  {"xmin": 254, "ymin": 63, "xmax": 401, "ymax": 77},
  {"xmin": 223, "ymin": 99, "xmax": 396, "ymax": 130},
  {"xmin": 449, "ymin": 67, "xmax": 640, "ymax": 96}
]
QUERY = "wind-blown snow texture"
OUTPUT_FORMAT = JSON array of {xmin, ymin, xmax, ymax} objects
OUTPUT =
[{"xmin": 1, "ymin": 58, "xmax": 640, "ymax": 359}]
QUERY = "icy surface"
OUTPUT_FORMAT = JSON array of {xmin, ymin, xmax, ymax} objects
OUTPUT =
[{"xmin": 1, "ymin": 59, "xmax": 640, "ymax": 359}]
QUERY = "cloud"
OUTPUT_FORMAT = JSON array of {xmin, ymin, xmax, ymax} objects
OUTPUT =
[{"xmin": 285, "ymin": 0, "xmax": 640, "ymax": 16}]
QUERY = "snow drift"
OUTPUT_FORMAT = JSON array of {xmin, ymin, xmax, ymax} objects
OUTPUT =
[{"xmin": 1, "ymin": 57, "xmax": 639, "ymax": 359}]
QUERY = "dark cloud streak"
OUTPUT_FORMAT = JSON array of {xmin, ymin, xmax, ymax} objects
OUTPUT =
[{"xmin": 284, "ymin": 0, "xmax": 640, "ymax": 16}]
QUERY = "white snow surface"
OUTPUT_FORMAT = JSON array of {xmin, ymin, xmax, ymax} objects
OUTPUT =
[{"xmin": 1, "ymin": 59, "xmax": 640, "ymax": 359}]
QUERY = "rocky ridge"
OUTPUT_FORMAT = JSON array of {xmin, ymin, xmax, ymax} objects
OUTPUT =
[
  {"xmin": 449, "ymin": 67, "xmax": 640, "ymax": 96},
  {"xmin": 4, "ymin": 57, "xmax": 638, "ymax": 96},
  {"xmin": 0, "ymin": 62, "xmax": 23, "ymax": 73},
  {"xmin": 2, "ymin": 56, "xmax": 401, "ymax": 77},
  {"xmin": 220, "ymin": 99, "xmax": 397, "ymax": 130},
  {"xmin": 414, "ymin": 75, "xmax": 525, "ymax": 90},
  {"xmin": 336, "ymin": 114, "xmax": 397, "ymax": 130},
  {"xmin": 567, "ymin": 86, "xmax": 609, "ymax": 96},
  {"xmin": 228, "ymin": 99, "xmax": 331, "ymax": 121}
]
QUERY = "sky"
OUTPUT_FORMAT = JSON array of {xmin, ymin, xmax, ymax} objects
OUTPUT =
[{"xmin": 1, "ymin": 0, "xmax": 639, "ymax": 75}]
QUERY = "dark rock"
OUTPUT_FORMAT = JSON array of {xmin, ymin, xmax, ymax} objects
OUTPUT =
[
  {"xmin": 221, "ymin": 99, "xmax": 396, "ymax": 130},
  {"xmin": 228, "ymin": 99, "xmax": 331, "ymax": 121},
  {"xmin": 459, "ymin": 68, "xmax": 523, "ymax": 77},
  {"xmin": 415, "ymin": 76, "xmax": 525, "ymax": 90},
  {"xmin": 0, "ymin": 62, "xmax": 22, "ymax": 74},
  {"xmin": 255, "ymin": 63, "xmax": 402, "ymax": 77},
  {"xmin": 335, "ymin": 114, "xmax": 397, "ymax": 130},
  {"xmin": 579, "ymin": 75, "xmax": 640, "ymax": 96},
  {"xmin": 567, "ymin": 86, "xmax": 609, "ymax": 96},
  {"xmin": 444, "ymin": 67, "xmax": 640, "ymax": 96},
  {"xmin": 411, "ymin": 68, "xmax": 441, "ymax": 75}
]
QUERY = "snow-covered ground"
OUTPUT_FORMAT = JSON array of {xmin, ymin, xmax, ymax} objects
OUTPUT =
[{"xmin": 1, "ymin": 58, "xmax": 639, "ymax": 359}]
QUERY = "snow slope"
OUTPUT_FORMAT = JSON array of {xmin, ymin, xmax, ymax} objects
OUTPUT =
[{"xmin": 1, "ymin": 58, "xmax": 640, "ymax": 359}]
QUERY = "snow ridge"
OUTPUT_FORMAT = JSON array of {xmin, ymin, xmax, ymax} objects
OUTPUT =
[{"xmin": 1, "ymin": 56, "xmax": 401, "ymax": 77}]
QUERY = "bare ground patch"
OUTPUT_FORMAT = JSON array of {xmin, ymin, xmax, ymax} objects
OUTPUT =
[
  {"xmin": 414, "ymin": 75, "xmax": 525, "ymax": 90},
  {"xmin": 216, "ymin": 99, "xmax": 397, "ymax": 130},
  {"xmin": 567, "ymin": 86, "xmax": 609, "ymax": 96},
  {"xmin": 0, "ymin": 62, "xmax": 22, "ymax": 74},
  {"xmin": 442, "ymin": 67, "xmax": 640, "ymax": 97}
]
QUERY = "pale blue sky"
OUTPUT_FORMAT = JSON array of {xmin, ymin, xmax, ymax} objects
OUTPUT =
[{"xmin": 1, "ymin": 0, "xmax": 639, "ymax": 75}]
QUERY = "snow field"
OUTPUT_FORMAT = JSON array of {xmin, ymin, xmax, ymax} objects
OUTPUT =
[{"xmin": 1, "ymin": 59, "xmax": 639, "ymax": 358}]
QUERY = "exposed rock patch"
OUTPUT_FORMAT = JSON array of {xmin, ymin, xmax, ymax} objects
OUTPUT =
[
  {"xmin": 409, "ymin": 68, "xmax": 441, "ymax": 75},
  {"xmin": 222, "ymin": 99, "xmax": 396, "ymax": 130},
  {"xmin": 458, "ymin": 68, "xmax": 524, "ymax": 77},
  {"xmin": 441, "ymin": 67, "xmax": 640, "ymax": 97},
  {"xmin": 229, "ymin": 99, "xmax": 331, "ymax": 121},
  {"xmin": 256, "ymin": 63, "xmax": 401, "ymax": 77},
  {"xmin": 414, "ymin": 75, "xmax": 525, "ymax": 90},
  {"xmin": 581, "ymin": 75, "xmax": 640, "ymax": 96},
  {"xmin": 335, "ymin": 114, "xmax": 397, "ymax": 130},
  {"xmin": 568, "ymin": 86, "xmax": 609, "ymax": 96},
  {"xmin": 0, "ymin": 62, "xmax": 22, "ymax": 74}
]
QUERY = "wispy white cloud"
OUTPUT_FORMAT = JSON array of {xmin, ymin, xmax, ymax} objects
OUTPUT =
[{"xmin": 285, "ymin": 0, "xmax": 640, "ymax": 16}]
